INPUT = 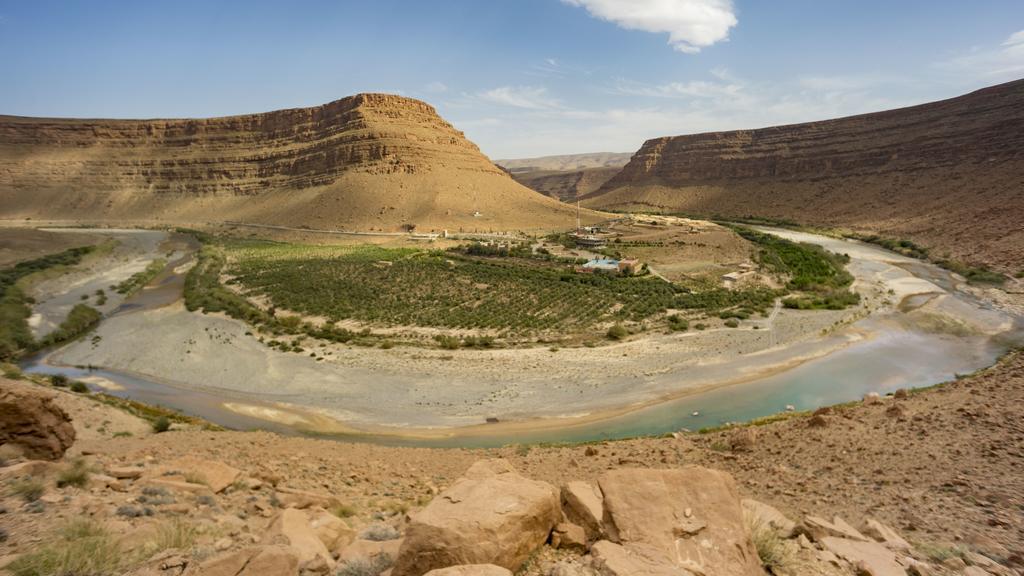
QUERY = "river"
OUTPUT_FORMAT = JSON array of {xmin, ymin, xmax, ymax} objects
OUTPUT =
[{"xmin": 21, "ymin": 228, "xmax": 1024, "ymax": 447}]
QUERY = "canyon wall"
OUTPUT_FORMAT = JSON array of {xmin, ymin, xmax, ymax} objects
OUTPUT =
[
  {"xmin": 585, "ymin": 80, "xmax": 1024, "ymax": 271},
  {"xmin": 0, "ymin": 94, "xmax": 592, "ymax": 232}
]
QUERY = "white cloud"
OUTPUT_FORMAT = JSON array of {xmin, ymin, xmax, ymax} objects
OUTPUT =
[
  {"xmin": 423, "ymin": 81, "xmax": 448, "ymax": 94},
  {"xmin": 474, "ymin": 86, "xmax": 561, "ymax": 110},
  {"xmin": 934, "ymin": 30, "xmax": 1024, "ymax": 81},
  {"xmin": 1003, "ymin": 29, "xmax": 1024, "ymax": 46},
  {"xmin": 563, "ymin": 0, "xmax": 737, "ymax": 53}
]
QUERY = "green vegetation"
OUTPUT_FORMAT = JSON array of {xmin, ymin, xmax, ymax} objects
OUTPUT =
[
  {"xmin": 0, "ymin": 246, "xmax": 96, "ymax": 360},
  {"xmin": 9, "ymin": 478, "xmax": 45, "ymax": 502},
  {"xmin": 8, "ymin": 519, "xmax": 123, "ymax": 576},
  {"xmin": 732, "ymin": 226, "xmax": 860, "ymax": 310},
  {"xmin": 934, "ymin": 258, "xmax": 1006, "ymax": 285},
  {"xmin": 751, "ymin": 522, "xmax": 794, "ymax": 572},
  {"xmin": 114, "ymin": 259, "xmax": 166, "ymax": 295},
  {"xmin": 151, "ymin": 416, "xmax": 171, "ymax": 433},
  {"xmin": 198, "ymin": 241, "xmax": 694, "ymax": 339},
  {"xmin": 56, "ymin": 458, "xmax": 91, "ymax": 488},
  {"xmin": 845, "ymin": 233, "xmax": 930, "ymax": 259},
  {"xmin": 667, "ymin": 314, "xmax": 689, "ymax": 332},
  {"xmin": 50, "ymin": 374, "xmax": 69, "ymax": 387},
  {"xmin": 606, "ymin": 323, "xmax": 629, "ymax": 340},
  {"xmin": 69, "ymin": 380, "xmax": 89, "ymax": 393},
  {"xmin": 38, "ymin": 304, "xmax": 102, "ymax": 349}
]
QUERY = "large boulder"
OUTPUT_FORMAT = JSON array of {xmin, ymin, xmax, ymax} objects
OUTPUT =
[
  {"xmin": 588, "ymin": 541, "xmax": 693, "ymax": 576},
  {"xmin": 391, "ymin": 459, "xmax": 560, "ymax": 576},
  {"xmin": 0, "ymin": 378, "xmax": 75, "ymax": 460},
  {"xmin": 561, "ymin": 481, "xmax": 604, "ymax": 541},
  {"xmin": 597, "ymin": 467, "xmax": 763, "ymax": 576},
  {"xmin": 819, "ymin": 537, "xmax": 905, "ymax": 576},
  {"xmin": 155, "ymin": 457, "xmax": 241, "ymax": 494}
]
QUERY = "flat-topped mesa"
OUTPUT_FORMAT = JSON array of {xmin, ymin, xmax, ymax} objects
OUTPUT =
[
  {"xmin": 586, "ymin": 79, "xmax": 1024, "ymax": 270},
  {"xmin": 0, "ymin": 93, "xmax": 502, "ymax": 196},
  {"xmin": 0, "ymin": 94, "xmax": 596, "ymax": 231}
]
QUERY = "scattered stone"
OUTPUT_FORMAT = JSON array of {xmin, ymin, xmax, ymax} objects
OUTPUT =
[
  {"xmin": 337, "ymin": 538, "xmax": 403, "ymax": 564},
  {"xmin": 392, "ymin": 459, "xmax": 560, "ymax": 576},
  {"xmin": 0, "ymin": 378, "xmax": 76, "ymax": 460},
  {"xmin": 863, "ymin": 392, "xmax": 883, "ymax": 405},
  {"xmin": 158, "ymin": 457, "xmax": 241, "ymax": 493},
  {"xmin": 598, "ymin": 467, "xmax": 763, "ymax": 576},
  {"xmin": 307, "ymin": 506, "xmax": 355, "ymax": 550},
  {"xmin": 820, "ymin": 537, "xmax": 905, "ymax": 576},
  {"xmin": 273, "ymin": 487, "xmax": 343, "ymax": 510},
  {"xmin": 893, "ymin": 388, "xmax": 909, "ymax": 399}
]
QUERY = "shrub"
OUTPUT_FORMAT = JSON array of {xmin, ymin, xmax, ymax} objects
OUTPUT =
[
  {"xmin": 331, "ymin": 503, "xmax": 357, "ymax": 518},
  {"xmin": 153, "ymin": 518, "xmax": 198, "ymax": 552},
  {"xmin": 750, "ymin": 522, "xmax": 793, "ymax": 572},
  {"xmin": 606, "ymin": 324, "xmax": 628, "ymax": 340},
  {"xmin": 57, "ymin": 459, "xmax": 91, "ymax": 488},
  {"xmin": 8, "ymin": 519, "xmax": 122, "ymax": 576},
  {"xmin": 336, "ymin": 554, "xmax": 394, "ymax": 576},
  {"xmin": 151, "ymin": 416, "xmax": 171, "ymax": 433},
  {"xmin": 69, "ymin": 381, "xmax": 89, "ymax": 393},
  {"xmin": 724, "ymin": 319, "xmax": 739, "ymax": 328},
  {"xmin": 10, "ymin": 478, "xmax": 45, "ymax": 502},
  {"xmin": 667, "ymin": 315, "xmax": 688, "ymax": 331},
  {"xmin": 359, "ymin": 524, "xmax": 400, "ymax": 542},
  {"xmin": 50, "ymin": 374, "xmax": 69, "ymax": 387}
]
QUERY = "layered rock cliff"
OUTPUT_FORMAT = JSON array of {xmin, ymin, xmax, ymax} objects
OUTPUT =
[
  {"xmin": 0, "ymin": 94, "xmax": 594, "ymax": 232},
  {"xmin": 509, "ymin": 167, "xmax": 622, "ymax": 202},
  {"xmin": 585, "ymin": 80, "xmax": 1024, "ymax": 271}
]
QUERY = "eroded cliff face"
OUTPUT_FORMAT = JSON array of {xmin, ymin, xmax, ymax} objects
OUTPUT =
[
  {"xmin": 0, "ymin": 94, "xmax": 593, "ymax": 232},
  {"xmin": 587, "ymin": 80, "xmax": 1024, "ymax": 270}
]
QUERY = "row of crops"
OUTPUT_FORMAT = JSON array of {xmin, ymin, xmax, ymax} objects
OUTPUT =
[{"xmin": 223, "ymin": 242, "xmax": 691, "ymax": 333}]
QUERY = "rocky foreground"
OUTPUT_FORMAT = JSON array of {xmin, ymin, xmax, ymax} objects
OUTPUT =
[{"xmin": 1, "ymin": 350, "xmax": 1022, "ymax": 576}]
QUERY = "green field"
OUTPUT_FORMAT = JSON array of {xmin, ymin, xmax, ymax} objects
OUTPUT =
[{"xmin": 222, "ymin": 242, "xmax": 686, "ymax": 333}]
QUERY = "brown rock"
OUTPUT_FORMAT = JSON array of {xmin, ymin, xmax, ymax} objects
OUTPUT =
[
  {"xmin": 273, "ymin": 487, "xmax": 343, "ymax": 510},
  {"xmin": 159, "ymin": 457, "xmax": 241, "ymax": 493},
  {"xmin": 337, "ymin": 538, "xmax": 403, "ymax": 564},
  {"xmin": 802, "ymin": 515, "xmax": 869, "ymax": 542},
  {"xmin": 893, "ymin": 388, "xmax": 909, "ymax": 400},
  {"xmin": 0, "ymin": 378, "xmax": 75, "ymax": 460},
  {"xmin": 862, "ymin": 518, "xmax": 911, "ymax": 551},
  {"xmin": 306, "ymin": 506, "xmax": 355, "ymax": 551},
  {"xmin": 807, "ymin": 414, "xmax": 829, "ymax": 428},
  {"xmin": 108, "ymin": 465, "xmax": 145, "ymax": 479},
  {"xmin": 423, "ymin": 566, "xmax": 513, "ymax": 576},
  {"xmin": 598, "ymin": 467, "xmax": 762, "ymax": 576},
  {"xmin": 561, "ymin": 481, "xmax": 604, "ymax": 540},
  {"xmin": 588, "ymin": 541, "xmax": 692, "ymax": 576},
  {"xmin": 728, "ymin": 428, "xmax": 757, "ymax": 452},
  {"xmin": 820, "ymin": 537, "xmax": 905, "ymax": 576},
  {"xmin": 551, "ymin": 522, "xmax": 587, "ymax": 552},
  {"xmin": 265, "ymin": 508, "xmax": 334, "ymax": 568},
  {"xmin": 741, "ymin": 498, "xmax": 796, "ymax": 537},
  {"xmin": 391, "ymin": 459, "xmax": 560, "ymax": 576},
  {"xmin": 187, "ymin": 545, "xmax": 299, "ymax": 576}
]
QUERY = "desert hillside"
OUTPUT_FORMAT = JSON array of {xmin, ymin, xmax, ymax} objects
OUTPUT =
[
  {"xmin": 0, "ymin": 95, "xmax": 600, "ymax": 232},
  {"xmin": 497, "ymin": 153, "xmax": 631, "ymax": 202},
  {"xmin": 584, "ymin": 80, "xmax": 1024, "ymax": 271}
]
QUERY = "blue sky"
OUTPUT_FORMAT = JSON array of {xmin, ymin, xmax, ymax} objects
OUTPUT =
[{"xmin": 2, "ymin": 1, "xmax": 1022, "ymax": 158}]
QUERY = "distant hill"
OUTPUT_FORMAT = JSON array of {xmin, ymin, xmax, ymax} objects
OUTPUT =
[
  {"xmin": 0, "ymin": 94, "xmax": 603, "ymax": 233},
  {"xmin": 496, "ymin": 153, "xmax": 632, "ymax": 202},
  {"xmin": 583, "ymin": 80, "xmax": 1024, "ymax": 271},
  {"xmin": 496, "ymin": 152, "xmax": 632, "ymax": 173}
]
